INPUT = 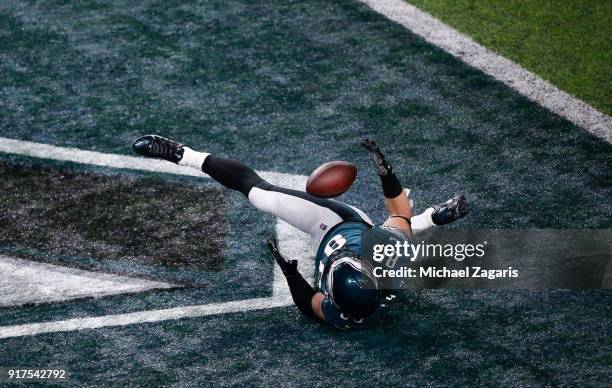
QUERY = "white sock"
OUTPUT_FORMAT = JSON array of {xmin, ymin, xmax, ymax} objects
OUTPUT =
[
  {"xmin": 178, "ymin": 147, "xmax": 209, "ymax": 169},
  {"xmin": 411, "ymin": 207, "xmax": 435, "ymax": 231}
]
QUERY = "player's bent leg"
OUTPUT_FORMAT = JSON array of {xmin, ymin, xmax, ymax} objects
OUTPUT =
[
  {"xmin": 203, "ymin": 155, "xmax": 371, "ymax": 250},
  {"xmin": 200, "ymin": 153, "xmax": 363, "ymax": 239},
  {"xmin": 195, "ymin": 150, "xmax": 371, "ymax": 248},
  {"xmin": 132, "ymin": 135, "xmax": 372, "ymax": 248}
]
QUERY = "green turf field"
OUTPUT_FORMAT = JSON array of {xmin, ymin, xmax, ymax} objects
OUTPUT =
[
  {"xmin": 408, "ymin": 0, "xmax": 612, "ymax": 116},
  {"xmin": 0, "ymin": 0, "xmax": 610, "ymax": 386}
]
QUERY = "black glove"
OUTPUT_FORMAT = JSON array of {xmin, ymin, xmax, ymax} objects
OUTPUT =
[
  {"xmin": 360, "ymin": 137, "xmax": 392, "ymax": 177},
  {"xmin": 267, "ymin": 237, "xmax": 298, "ymax": 276}
]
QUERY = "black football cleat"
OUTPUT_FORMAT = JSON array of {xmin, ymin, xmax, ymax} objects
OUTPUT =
[
  {"xmin": 431, "ymin": 195, "xmax": 469, "ymax": 225},
  {"xmin": 132, "ymin": 135, "xmax": 184, "ymax": 164}
]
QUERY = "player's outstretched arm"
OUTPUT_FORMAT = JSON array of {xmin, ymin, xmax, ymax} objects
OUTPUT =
[
  {"xmin": 267, "ymin": 238, "xmax": 325, "ymax": 320},
  {"xmin": 360, "ymin": 138, "xmax": 412, "ymax": 231}
]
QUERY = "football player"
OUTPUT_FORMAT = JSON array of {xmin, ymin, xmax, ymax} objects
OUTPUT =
[{"xmin": 133, "ymin": 135, "xmax": 468, "ymax": 329}]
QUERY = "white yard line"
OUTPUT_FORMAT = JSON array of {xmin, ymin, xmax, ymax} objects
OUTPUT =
[
  {"xmin": 358, "ymin": 0, "xmax": 612, "ymax": 143},
  {"xmin": 0, "ymin": 296, "xmax": 293, "ymax": 339},
  {"xmin": 0, "ymin": 136, "xmax": 307, "ymax": 185},
  {"xmin": 0, "ymin": 136, "xmax": 311, "ymax": 338}
]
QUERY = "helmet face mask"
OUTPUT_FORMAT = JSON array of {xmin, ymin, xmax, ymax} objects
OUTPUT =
[{"xmin": 327, "ymin": 253, "xmax": 382, "ymax": 319}]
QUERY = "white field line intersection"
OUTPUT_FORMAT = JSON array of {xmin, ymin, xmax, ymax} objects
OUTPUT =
[
  {"xmin": 0, "ymin": 137, "xmax": 311, "ymax": 339},
  {"xmin": 358, "ymin": 0, "xmax": 612, "ymax": 143}
]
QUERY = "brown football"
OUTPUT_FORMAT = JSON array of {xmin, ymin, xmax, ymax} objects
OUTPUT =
[{"xmin": 306, "ymin": 160, "xmax": 357, "ymax": 198}]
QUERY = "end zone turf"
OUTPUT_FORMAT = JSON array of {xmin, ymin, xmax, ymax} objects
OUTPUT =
[{"xmin": 0, "ymin": 0, "xmax": 610, "ymax": 385}]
